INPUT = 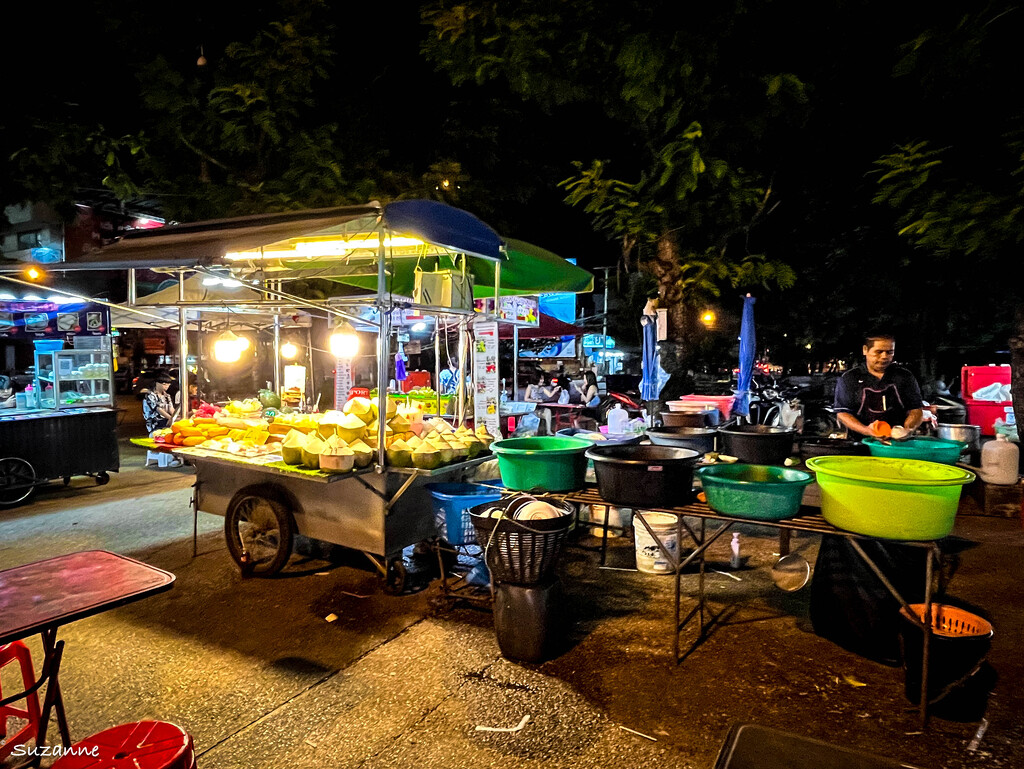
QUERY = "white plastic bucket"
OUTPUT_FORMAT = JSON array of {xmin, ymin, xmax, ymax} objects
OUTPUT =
[
  {"xmin": 633, "ymin": 512, "xmax": 679, "ymax": 574},
  {"xmin": 588, "ymin": 505, "xmax": 632, "ymax": 538}
]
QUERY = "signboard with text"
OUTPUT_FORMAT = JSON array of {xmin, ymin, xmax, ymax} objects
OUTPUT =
[
  {"xmin": 472, "ymin": 321, "xmax": 501, "ymax": 438},
  {"xmin": 0, "ymin": 301, "xmax": 110, "ymax": 339}
]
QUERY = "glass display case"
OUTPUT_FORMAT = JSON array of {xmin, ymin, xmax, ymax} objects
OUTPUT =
[{"xmin": 33, "ymin": 344, "xmax": 115, "ymax": 409}]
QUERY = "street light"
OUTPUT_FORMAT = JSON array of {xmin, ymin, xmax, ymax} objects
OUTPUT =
[
  {"xmin": 701, "ymin": 310, "xmax": 717, "ymax": 327},
  {"xmin": 329, "ymin": 321, "xmax": 359, "ymax": 358}
]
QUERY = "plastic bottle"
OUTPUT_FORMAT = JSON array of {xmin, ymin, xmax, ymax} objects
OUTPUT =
[
  {"xmin": 730, "ymin": 532, "xmax": 742, "ymax": 569},
  {"xmin": 980, "ymin": 434, "xmax": 1020, "ymax": 485},
  {"xmin": 607, "ymin": 403, "xmax": 628, "ymax": 434}
]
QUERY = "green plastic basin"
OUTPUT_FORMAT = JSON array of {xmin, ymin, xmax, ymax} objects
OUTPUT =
[
  {"xmin": 806, "ymin": 456, "xmax": 976, "ymax": 540},
  {"xmin": 696, "ymin": 464, "xmax": 814, "ymax": 521},
  {"xmin": 490, "ymin": 436, "xmax": 592, "ymax": 492},
  {"xmin": 862, "ymin": 436, "xmax": 966, "ymax": 465}
]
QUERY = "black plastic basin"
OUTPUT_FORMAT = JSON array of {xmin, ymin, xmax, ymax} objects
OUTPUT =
[
  {"xmin": 586, "ymin": 444, "xmax": 702, "ymax": 507},
  {"xmin": 717, "ymin": 424, "xmax": 797, "ymax": 466},
  {"xmin": 646, "ymin": 427, "xmax": 717, "ymax": 454}
]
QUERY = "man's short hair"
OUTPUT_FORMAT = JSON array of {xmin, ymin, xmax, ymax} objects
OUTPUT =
[
  {"xmin": 864, "ymin": 332, "xmax": 895, "ymax": 348},
  {"xmin": 156, "ymin": 375, "xmax": 174, "ymax": 384}
]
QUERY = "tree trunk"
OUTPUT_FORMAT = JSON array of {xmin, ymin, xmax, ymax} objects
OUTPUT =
[
  {"xmin": 1009, "ymin": 303, "xmax": 1024, "ymax": 444},
  {"xmin": 643, "ymin": 232, "xmax": 696, "ymax": 408}
]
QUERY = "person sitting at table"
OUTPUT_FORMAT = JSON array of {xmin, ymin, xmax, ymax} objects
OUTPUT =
[
  {"xmin": 580, "ymin": 370, "xmax": 601, "ymax": 409},
  {"xmin": 524, "ymin": 372, "xmax": 561, "ymax": 403}
]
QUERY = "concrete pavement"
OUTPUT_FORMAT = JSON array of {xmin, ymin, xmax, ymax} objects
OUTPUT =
[{"xmin": 1, "ymin": 440, "xmax": 1022, "ymax": 768}]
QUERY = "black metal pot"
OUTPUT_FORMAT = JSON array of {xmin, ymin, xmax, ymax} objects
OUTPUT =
[
  {"xmin": 586, "ymin": 444, "xmax": 702, "ymax": 507},
  {"xmin": 797, "ymin": 436, "xmax": 871, "ymax": 460},
  {"xmin": 646, "ymin": 427, "xmax": 717, "ymax": 454},
  {"xmin": 717, "ymin": 424, "xmax": 797, "ymax": 465}
]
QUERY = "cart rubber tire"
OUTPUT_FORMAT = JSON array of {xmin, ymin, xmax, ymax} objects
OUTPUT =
[
  {"xmin": 0, "ymin": 457, "xmax": 37, "ymax": 508},
  {"xmin": 225, "ymin": 492, "xmax": 296, "ymax": 577},
  {"xmin": 384, "ymin": 559, "xmax": 408, "ymax": 595},
  {"xmin": 95, "ymin": 472, "xmax": 110, "ymax": 486}
]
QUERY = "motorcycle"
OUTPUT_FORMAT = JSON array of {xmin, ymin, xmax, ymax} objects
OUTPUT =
[{"xmin": 737, "ymin": 374, "xmax": 842, "ymax": 435}]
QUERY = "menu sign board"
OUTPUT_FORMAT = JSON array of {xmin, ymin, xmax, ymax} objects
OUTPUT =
[
  {"xmin": 472, "ymin": 321, "xmax": 501, "ymax": 438},
  {"xmin": 473, "ymin": 296, "xmax": 539, "ymax": 326},
  {"xmin": 0, "ymin": 302, "xmax": 110, "ymax": 339}
]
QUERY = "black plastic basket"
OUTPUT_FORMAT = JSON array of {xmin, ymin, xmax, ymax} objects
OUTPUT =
[{"xmin": 469, "ymin": 498, "xmax": 574, "ymax": 585}]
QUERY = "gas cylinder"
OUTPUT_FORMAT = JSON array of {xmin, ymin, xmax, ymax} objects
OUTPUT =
[{"xmin": 980, "ymin": 434, "xmax": 1019, "ymax": 485}]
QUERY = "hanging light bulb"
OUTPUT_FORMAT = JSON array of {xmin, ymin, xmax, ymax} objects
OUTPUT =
[
  {"xmin": 197, "ymin": 45, "xmax": 207, "ymax": 67},
  {"xmin": 281, "ymin": 341, "xmax": 299, "ymax": 359},
  {"xmin": 213, "ymin": 330, "xmax": 242, "ymax": 363},
  {"xmin": 329, "ymin": 321, "xmax": 359, "ymax": 358},
  {"xmin": 235, "ymin": 334, "xmax": 250, "ymax": 351}
]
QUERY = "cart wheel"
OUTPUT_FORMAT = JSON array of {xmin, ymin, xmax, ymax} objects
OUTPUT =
[
  {"xmin": 0, "ymin": 457, "xmax": 37, "ymax": 508},
  {"xmin": 225, "ymin": 494, "xmax": 295, "ymax": 576},
  {"xmin": 63, "ymin": 476, "xmax": 72, "ymax": 486},
  {"xmin": 384, "ymin": 559, "xmax": 408, "ymax": 595},
  {"xmin": 95, "ymin": 472, "xmax": 110, "ymax": 486}
]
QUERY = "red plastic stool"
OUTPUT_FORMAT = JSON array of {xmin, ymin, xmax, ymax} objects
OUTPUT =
[
  {"xmin": 51, "ymin": 721, "xmax": 196, "ymax": 769},
  {"xmin": 0, "ymin": 641, "xmax": 42, "ymax": 761}
]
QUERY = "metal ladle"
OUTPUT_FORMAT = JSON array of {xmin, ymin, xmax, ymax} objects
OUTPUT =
[{"xmin": 771, "ymin": 553, "xmax": 811, "ymax": 592}]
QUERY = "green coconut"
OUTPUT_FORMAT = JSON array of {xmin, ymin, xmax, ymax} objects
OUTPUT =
[
  {"xmin": 463, "ymin": 435, "xmax": 485, "ymax": 458},
  {"xmin": 371, "ymin": 397, "xmax": 398, "ymax": 422},
  {"xmin": 320, "ymin": 446, "xmax": 355, "ymax": 473},
  {"xmin": 348, "ymin": 439, "xmax": 374, "ymax": 468},
  {"xmin": 428, "ymin": 438, "xmax": 456, "ymax": 465},
  {"xmin": 386, "ymin": 438, "xmax": 413, "ymax": 468},
  {"xmin": 280, "ymin": 429, "xmax": 307, "ymax": 465},
  {"xmin": 388, "ymin": 414, "xmax": 412, "ymax": 434},
  {"xmin": 336, "ymin": 412, "xmax": 368, "ymax": 444},
  {"xmin": 325, "ymin": 433, "xmax": 347, "ymax": 450},
  {"xmin": 343, "ymin": 397, "xmax": 375, "ymax": 425},
  {"xmin": 406, "ymin": 434, "xmax": 423, "ymax": 449},
  {"xmin": 301, "ymin": 433, "xmax": 326, "ymax": 469},
  {"xmin": 411, "ymin": 443, "xmax": 443, "ymax": 470},
  {"xmin": 316, "ymin": 410, "xmax": 346, "ymax": 440},
  {"xmin": 449, "ymin": 440, "xmax": 470, "ymax": 461}
]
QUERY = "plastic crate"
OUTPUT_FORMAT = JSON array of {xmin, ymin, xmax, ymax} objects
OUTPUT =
[
  {"xmin": 965, "ymin": 401, "xmax": 1014, "ymax": 436},
  {"xmin": 961, "ymin": 364, "xmax": 1010, "ymax": 400},
  {"xmin": 678, "ymin": 394, "xmax": 736, "ymax": 419},
  {"xmin": 425, "ymin": 483, "xmax": 504, "ymax": 546}
]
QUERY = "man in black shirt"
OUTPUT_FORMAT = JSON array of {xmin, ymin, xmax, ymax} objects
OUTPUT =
[{"xmin": 834, "ymin": 332, "xmax": 924, "ymax": 437}]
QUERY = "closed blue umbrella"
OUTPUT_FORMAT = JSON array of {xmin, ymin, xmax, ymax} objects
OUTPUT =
[
  {"xmin": 640, "ymin": 309, "xmax": 669, "ymax": 401},
  {"xmin": 734, "ymin": 294, "xmax": 757, "ymax": 417}
]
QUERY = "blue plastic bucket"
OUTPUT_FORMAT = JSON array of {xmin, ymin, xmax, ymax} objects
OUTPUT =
[
  {"xmin": 425, "ymin": 482, "xmax": 504, "ymax": 546},
  {"xmin": 33, "ymin": 339, "xmax": 66, "ymax": 352}
]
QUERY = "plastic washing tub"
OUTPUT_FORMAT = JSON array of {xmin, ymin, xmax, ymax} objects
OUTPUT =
[
  {"xmin": 490, "ymin": 436, "xmax": 592, "ymax": 492},
  {"xmin": 425, "ymin": 482, "xmax": 505, "ymax": 546},
  {"xmin": 805, "ymin": 456, "xmax": 976, "ymax": 540},
  {"xmin": 862, "ymin": 436, "xmax": 966, "ymax": 465},
  {"xmin": 696, "ymin": 464, "xmax": 813, "ymax": 521}
]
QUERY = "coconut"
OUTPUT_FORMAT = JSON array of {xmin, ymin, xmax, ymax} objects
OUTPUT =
[
  {"xmin": 475, "ymin": 427, "xmax": 495, "ymax": 449},
  {"xmin": 280, "ymin": 429, "xmax": 306, "ymax": 465},
  {"xmin": 316, "ymin": 410, "xmax": 346, "ymax": 440},
  {"xmin": 411, "ymin": 443, "xmax": 443, "ymax": 470},
  {"xmin": 348, "ymin": 439, "xmax": 374, "ymax": 468},
  {"xmin": 336, "ymin": 412, "xmax": 368, "ymax": 444},
  {"xmin": 385, "ymin": 438, "xmax": 413, "ymax": 468},
  {"xmin": 463, "ymin": 436, "xmax": 485, "ymax": 458},
  {"xmin": 301, "ymin": 433, "xmax": 326, "ymax": 469},
  {"xmin": 406, "ymin": 434, "xmax": 423, "ymax": 449},
  {"xmin": 366, "ymin": 420, "xmax": 393, "ymax": 442},
  {"xmin": 343, "ymin": 396, "xmax": 375, "ymax": 425},
  {"xmin": 370, "ymin": 397, "xmax": 398, "ymax": 422},
  {"xmin": 387, "ymin": 413, "xmax": 412, "ymax": 434},
  {"xmin": 324, "ymin": 433, "xmax": 348, "ymax": 450},
  {"xmin": 449, "ymin": 440, "xmax": 470, "ymax": 461},
  {"xmin": 320, "ymin": 446, "xmax": 355, "ymax": 473},
  {"xmin": 428, "ymin": 438, "xmax": 456, "ymax": 465}
]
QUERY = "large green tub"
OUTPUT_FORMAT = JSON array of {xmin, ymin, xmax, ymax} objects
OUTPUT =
[
  {"xmin": 696, "ymin": 464, "xmax": 813, "ymax": 521},
  {"xmin": 490, "ymin": 436, "xmax": 592, "ymax": 492},
  {"xmin": 862, "ymin": 436, "xmax": 966, "ymax": 465},
  {"xmin": 806, "ymin": 456, "xmax": 975, "ymax": 540}
]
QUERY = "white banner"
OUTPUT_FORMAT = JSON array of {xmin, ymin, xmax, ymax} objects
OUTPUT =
[
  {"xmin": 334, "ymin": 359, "xmax": 353, "ymax": 410},
  {"xmin": 472, "ymin": 321, "xmax": 501, "ymax": 438}
]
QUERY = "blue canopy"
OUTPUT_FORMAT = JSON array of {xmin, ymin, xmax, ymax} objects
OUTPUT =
[
  {"xmin": 383, "ymin": 200, "xmax": 505, "ymax": 262},
  {"xmin": 734, "ymin": 294, "xmax": 757, "ymax": 416}
]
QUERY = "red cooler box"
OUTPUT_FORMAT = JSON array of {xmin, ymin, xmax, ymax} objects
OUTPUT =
[{"xmin": 962, "ymin": 364, "xmax": 1012, "ymax": 435}]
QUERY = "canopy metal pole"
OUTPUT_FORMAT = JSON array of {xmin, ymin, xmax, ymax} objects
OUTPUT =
[
  {"xmin": 434, "ymin": 322, "xmax": 442, "ymax": 417},
  {"xmin": 457, "ymin": 318, "xmax": 468, "ymax": 426},
  {"xmin": 273, "ymin": 316, "xmax": 281, "ymax": 393},
  {"xmin": 513, "ymin": 325, "xmax": 519, "ymax": 400},
  {"xmin": 128, "ymin": 269, "xmax": 137, "ymax": 305},
  {"xmin": 306, "ymin": 326, "xmax": 315, "ymax": 406},
  {"xmin": 177, "ymin": 306, "xmax": 189, "ymax": 420},
  {"xmin": 376, "ymin": 227, "xmax": 388, "ymax": 468}
]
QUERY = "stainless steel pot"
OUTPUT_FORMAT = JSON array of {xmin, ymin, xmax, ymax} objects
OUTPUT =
[{"xmin": 936, "ymin": 423, "xmax": 981, "ymax": 451}]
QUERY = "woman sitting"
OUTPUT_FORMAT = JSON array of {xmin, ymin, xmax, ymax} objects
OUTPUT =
[
  {"xmin": 580, "ymin": 370, "xmax": 601, "ymax": 409},
  {"xmin": 524, "ymin": 373, "xmax": 561, "ymax": 403}
]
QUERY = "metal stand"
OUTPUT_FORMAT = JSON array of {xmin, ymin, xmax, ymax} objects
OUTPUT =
[{"xmin": 565, "ymin": 486, "xmax": 942, "ymax": 728}]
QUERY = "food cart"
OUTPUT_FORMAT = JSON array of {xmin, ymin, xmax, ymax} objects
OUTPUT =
[
  {"xmin": 75, "ymin": 201, "xmax": 592, "ymax": 590},
  {"xmin": 0, "ymin": 299, "xmax": 120, "ymax": 506}
]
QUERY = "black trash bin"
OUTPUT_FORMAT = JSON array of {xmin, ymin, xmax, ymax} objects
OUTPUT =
[{"xmin": 898, "ymin": 603, "xmax": 993, "ymax": 705}]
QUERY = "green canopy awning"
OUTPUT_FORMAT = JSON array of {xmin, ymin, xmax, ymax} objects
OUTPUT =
[{"xmin": 327, "ymin": 238, "xmax": 593, "ymax": 298}]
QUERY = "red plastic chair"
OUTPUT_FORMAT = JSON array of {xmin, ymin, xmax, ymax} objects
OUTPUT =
[
  {"xmin": 0, "ymin": 641, "xmax": 42, "ymax": 761},
  {"xmin": 51, "ymin": 720, "xmax": 195, "ymax": 769}
]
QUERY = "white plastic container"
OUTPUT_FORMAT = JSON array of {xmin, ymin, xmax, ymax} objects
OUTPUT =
[
  {"xmin": 607, "ymin": 403, "xmax": 628, "ymax": 434},
  {"xmin": 980, "ymin": 434, "xmax": 1019, "ymax": 485},
  {"xmin": 633, "ymin": 512, "xmax": 678, "ymax": 574}
]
